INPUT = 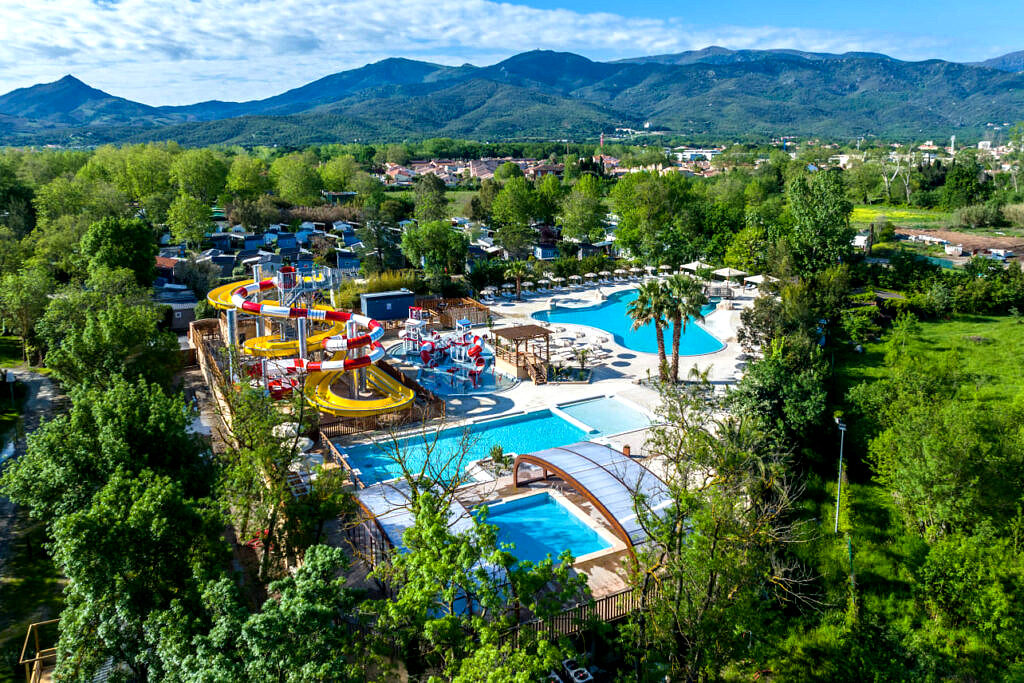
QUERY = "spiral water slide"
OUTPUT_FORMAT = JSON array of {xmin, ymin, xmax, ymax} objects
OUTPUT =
[{"xmin": 207, "ymin": 275, "xmax": 414, "ymax": 417}]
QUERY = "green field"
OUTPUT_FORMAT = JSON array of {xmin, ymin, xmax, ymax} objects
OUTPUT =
[
  {"xmin": 852, "ymin": 205, "xmax": 952, "ymax": 229},
  {"xmin": 837, "ymin": 314, "xmax": 1024, "ymax": 405}
]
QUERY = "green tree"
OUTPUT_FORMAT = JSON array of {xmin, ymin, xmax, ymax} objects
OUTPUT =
[
  {"xmin": 371, "ymin": 486, "xmax": 583, "ymax": 679},
  {"xmin": 80, "ymin": 216, "xmax": 157, "ymax": 285},
  {"xmin": 270, "ymin": 153, "xmax": 323, "ymax": 206},
  {"xmin": 534, "ymin": 173, "xmax": 564, "ymax": 224},
  {"xmin": 664, "ymin": 274, "xmax": 708, "ymax": 382},
  {"xmin": 626, "ymin": 381, "xmax": 807, "ymax": 680},
  {"xmin": 170, "ymin": 148, "xmax": 228, "ymax": 204},
  {"xmin": 503, "ymin": 260, "xmax": 530, "ymax": 301},
  {"xmin": 356, "ymin": 219, "xmax": 403, "ymax": 275},
  {"xmin": 38, "ymin": 271, "xmax": 180, "ymax": 390},
  {"xmin": 787, "ymin": 168, "xmax": 854, "ymax": 276},
  {"xmin": 51, "ymin": 468, "xmax": 224, "ymax": 683},
  {"xmin": 627, "ymin": 280, "xmax": 670, "ymax": 381},
  {"xmin": 167, "ymin": 193, "xmax": 211, "ymax": 251},
  {"xmin": 491, "ymin": 177, "xmax": 536, "ymax": 257},
  {"xmin": 413, "ymin": 173, "xmax": 448, "ymax": 222},
  {"xmin": 558, "ymin": 173, "xmax": 605, "ymax": 242},
  {"xmin": 0, "ymin": 264, "xmax": 54, "ymax": 361},
  {"xmin": 352, "ymin": 171, "xmax": 385, "ymax": 211},
  {"xmin": 942, "ymin": 162, "xmax": 987, "ymax": 209},
  {"xmin": 0, "ymin": 375, "xmax": 210, "ymax": 527},
  {"xmin": 401, "ymin": 220, "xmax": 468, "ymax": 276},
  {"xmin": 494, "ymin": 161, "xmax": 524, "ymax": 180},
  {"xmin": 226, "ymin": 154, "xmax": 271, "ymax": 199},
  {"xmin": 151, "ymin": 545, "xmax": 368, "ymax": 682},
  {"xmin": 319, "ymin": 154, "xmax": 359, "ymax": 192}
]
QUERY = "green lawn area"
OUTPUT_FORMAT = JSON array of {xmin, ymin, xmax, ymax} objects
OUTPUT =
[
  {"xmin": 0, "ymin": 515, "xmax": 65, "ymax": 683},
  {"xmin": 0, "ymin": 337, "xmax": 21, "ymax": 369},
  {"xmin": 837, "ymin": 314, "xmax": 1024, "ymax": 405},
  {"xmin": 852, "ymin": 205, "xmax": 951, "ymax": 229}
]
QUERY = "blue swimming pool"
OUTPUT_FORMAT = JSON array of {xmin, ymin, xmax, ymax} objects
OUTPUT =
[
  {"xmin": 532, "ymin": 288, "xmax": 724, "ymax": 355},
  {"xmin": 340, "ymin": 410, "xmax": 591, "ymax": 485},
  {"xmin": 478, "ymin": 492, "xmax": 611, "ymax": 563},
  {"xmin": 559, "ymin": 396, "xmax": 652, "ymax": 435}
]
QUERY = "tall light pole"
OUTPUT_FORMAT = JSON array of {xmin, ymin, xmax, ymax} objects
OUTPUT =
[{"xmin": 834, "ymin": 418, "xmax": 847, "ymax": 534}]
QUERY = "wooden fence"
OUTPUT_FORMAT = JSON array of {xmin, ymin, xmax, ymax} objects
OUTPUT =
[
  {"xmin": 505, "ymin": 583, "xmax": 659, "ymax": 647},
  {"xmin": 417, "ymin": 296, "xmax": 491, "ymax": 328}
]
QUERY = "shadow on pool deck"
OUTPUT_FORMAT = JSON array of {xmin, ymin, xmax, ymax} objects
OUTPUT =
[{"xmin": 443, "ymin": 394, "xmax": 516, "ymax": 418}]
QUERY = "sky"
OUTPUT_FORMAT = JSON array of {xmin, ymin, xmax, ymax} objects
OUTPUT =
[{"xmin": 1, "ymin": 0, "xmax": 1021, "ymax": 106}]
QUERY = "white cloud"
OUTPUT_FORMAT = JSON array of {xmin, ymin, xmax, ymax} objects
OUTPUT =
[{"xmin": 0, "ymin": 0, "xmax": 953, "ymax": 104}]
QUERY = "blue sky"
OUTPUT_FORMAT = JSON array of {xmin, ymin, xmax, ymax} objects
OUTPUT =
[{"xmin": 0, "ymin": 0, "xmax": 1019, "ymax": 106}]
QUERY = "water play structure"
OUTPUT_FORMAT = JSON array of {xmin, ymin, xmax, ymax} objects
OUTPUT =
[
  {"xmin": 207, "ymin": 265, "xmax": 415, "ymax": 417},
  {"xmin": 398, "ymin": 308, "xmax": 491, "ymax": 390}
]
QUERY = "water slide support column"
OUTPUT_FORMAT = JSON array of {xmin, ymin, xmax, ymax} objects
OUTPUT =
[
  {"xmin": 225, "ymin": 308, "xmax": 238, "ymax": 383},
  {"xmin": 252, "ymin": 263, "xmax": 265, "ymax": 338}
]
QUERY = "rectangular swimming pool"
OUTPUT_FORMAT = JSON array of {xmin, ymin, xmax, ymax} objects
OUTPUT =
[
  {"xmin": 478, "ymin": 492, "xmax": 611, "ymax": 564},
  {"xmin": 339, "ymin": 409, "xmax": 590, "ymax": 485},
  {"xmin": 559, "ymin": 396, "xmax": 652, "ymax": 436}
]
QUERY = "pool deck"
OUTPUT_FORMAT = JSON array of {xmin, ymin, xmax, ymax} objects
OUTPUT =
[{"xmin": 474, "ymin": 280, "xmax": 754, "ymax": 416}]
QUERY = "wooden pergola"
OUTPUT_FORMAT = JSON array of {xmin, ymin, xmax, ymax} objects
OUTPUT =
[{"xmin": 492, "ymin": 324, "xmax": 551, "ymax": 383}]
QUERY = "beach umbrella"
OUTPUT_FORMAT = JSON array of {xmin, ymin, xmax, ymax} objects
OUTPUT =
[
  {"xmin": 537, "ymin": 277, "xmax": 550, "ymax": 284},
  {"xmin": 629, "ymin": 267, "xmax": 642, "ymax": 273},
  {"xmin": 553, "ymin": 276, "xmax": 566, "ymax": 282},
  {"xmin": 584, "ymin": 272, "xmax": 597, "ymax": 278},
  {"xmin": 682, "ymin": 260, "xmax": 713, "ymax": 272},
  {"xmin": 569, "ymin": 274, "xmax": 582, "ymax": 280},
  {"xmin": 659, "ymin": 264, "xmax": 672, "ymax": 271},
  {"xmin": 713, "ymin": 267, "xmax": 747, "ymax": 282},
  {"xmin": 614, "ymin": 268, "xmax": 627, "ymax": 274},
  {"xmin": 599, "ymin": 270, "xmax": 611, "ymax": 276},
  {"xmin": 522, "ymin": 280, "xmax": 534, "ymax": 288}
]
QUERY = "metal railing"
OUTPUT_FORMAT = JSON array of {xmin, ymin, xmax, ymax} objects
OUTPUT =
[{"xmin": 19, "ymin": 619, "xmax": 58, "ymax": 683}]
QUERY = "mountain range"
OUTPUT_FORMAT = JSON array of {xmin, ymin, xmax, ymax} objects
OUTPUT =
[{"xmin": 2, "ymin": 47, "xmax": 1024, "ymax": 145}]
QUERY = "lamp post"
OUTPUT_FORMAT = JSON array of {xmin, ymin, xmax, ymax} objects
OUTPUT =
[{"xmin": 834, "ymin": 418, "xmax": 847, "ymax": 534}]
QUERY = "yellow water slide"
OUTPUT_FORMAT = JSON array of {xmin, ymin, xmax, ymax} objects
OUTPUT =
[
  {"xmin": 208, "ymin": 279, "xmax": 416, "ymax": 417},
  {"xmin": 304, "ymin": 354, "xmax": 415, "ymax": 417}
]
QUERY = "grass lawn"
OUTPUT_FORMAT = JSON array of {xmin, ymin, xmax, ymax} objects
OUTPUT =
[
  {"xmin": 0, "ymin": 338, "xmax": 21, "ymax": 369},
  {"xmin": 836, "ymin": 314, "xmax": 1024, "ymax": 406},
  {"xmin": 852, "ymin": 205, "xmax": 951, "ymax": 229},
  {"xmin": 0, "ymin": 515, "xmax": 65, "ymax": 683}
]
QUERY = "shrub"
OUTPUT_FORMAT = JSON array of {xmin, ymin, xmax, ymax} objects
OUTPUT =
[
  {"xmin": 952, "ymin": 203, "xmax": 1002, "ymax": 228},
  {"xmin": 1002, "ymin": 203, "xmax": 1024, "ymax": 228}
]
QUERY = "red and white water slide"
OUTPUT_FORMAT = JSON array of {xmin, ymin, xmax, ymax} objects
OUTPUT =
[{"xmin": 230, "ymin": 267, "xmax": 385, "ymax": 373}]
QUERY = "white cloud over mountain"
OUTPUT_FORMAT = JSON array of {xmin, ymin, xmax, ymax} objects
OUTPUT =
[{"xmin": 1, "ymin": 0, "xmax": 946, "ymax": 104}]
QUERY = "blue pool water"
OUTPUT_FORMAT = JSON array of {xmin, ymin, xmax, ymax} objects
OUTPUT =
[
  {"xmin": 559, "ymin": 397, "xmax": 652, "ymax": 435},
  {"xmin": 924, "ymin": 255, "xmax": 955, "ymax": 269},
  {"xmin": 477, "ymin": 492, "xmax": 611, "ymax": 563},
  {"xmin": 532, "ymin": 288, "xmax": 724, "ymax": 355},
  {"xmin": 340, "ymin": 410, "xmax": 590, "ymax": 485}
]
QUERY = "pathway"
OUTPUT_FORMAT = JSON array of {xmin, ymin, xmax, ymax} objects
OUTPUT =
[{"xmin": 0, "ymin": 371, "xmax": 62, "ymax": 580}]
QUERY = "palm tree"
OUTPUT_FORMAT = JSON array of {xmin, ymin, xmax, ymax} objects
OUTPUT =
[
  {"xmin": 665, "ymin": 273, "xmax": 709, "ymax": 382},
  {"xmin": 504, "ymin": 260, "xmax": 530, "ymax": 301},
  {"xmin": 627, "ymin": 280, "xmax": 670, "ymax": 381}
]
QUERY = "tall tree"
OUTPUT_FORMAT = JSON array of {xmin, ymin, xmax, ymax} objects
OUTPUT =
[
  {"xmin": 167, "ymin": 193, "xmax": 211, "ymax": 251},
  {"xmin": 0, "ymin": 264, "xmax": 54, "ymax": 361},
  {"xmin": 226, "ymin": 154, "xmax": 271, "ymax": 199},
  {"xmin": 80, "ymin": 216, "xmax": 157, "ymax": 285},
  {"xmin": 503, "ymin": 260, "xmax": 530, "ymax": 301},
  {"xmin": 627, "ymin": 280, "xmax": 670, "ymax": 381},
  {"xmin": 400, "ymin": 220, "xmax": 468, "ymax": 276},
  {"xmin": 491, "ymin": 177, "xmax": 536, "ymax": 257},
  {"xmin": 170, "ymin": 149, "xmax": 228, "ymax": 204},
  {"xmin": 664, "ymin": 273, "xmax": 708, "ymax": 382},
  {"xmin": 413, "ymin": 173, "xmax": 448, "ymax": 223},
  {"xmin": 318, "ymin": 154, "xmax": 359, "ymax": 193},
  {"xmin": 787, "ymin": 168, "xmax": 854, "ymax": 277},
  {"xmin": 625, "ymin": 381, "xmax": 809, "ymax": 680},
  {"xmin": 270, "ymin": 153, "xmax": 323, "ymax": 206},
  {"xmin": 558, "ymin": 173, "xmax": 605, "ymax": 242}
]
